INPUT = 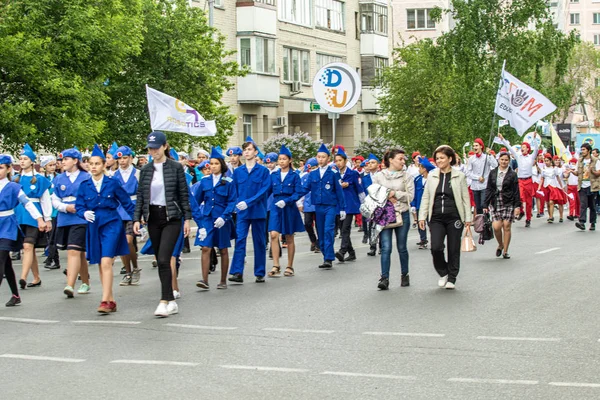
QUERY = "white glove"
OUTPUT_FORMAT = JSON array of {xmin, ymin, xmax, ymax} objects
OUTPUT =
[
  {"xmin": 340, "ymin": 211, "xmax": 347, "ymax": 220},
  {"xmin": 214, "ymin": 217, "xmax": 225, "ymax": 229},
  {"xmin": 198, "ymin": 228, "xmax": 207, "ymax": 241},
  {"xmin": 358, "ymin": 193, "xmax": 366, "ymax": 203},
  {"xmin": 275, "ymin": 200, "xmax": 286, "ymax": 209},
  {"xmin": 84, "ymin": 211, "xmax": 95, "ymax": 223},
  {"xmin": 236, "ymin": 201, "xmax": 248, "ymax": 211},
  {"xmin": 410, "ymin": 206, "xmax": 416, "ymax": 213}
]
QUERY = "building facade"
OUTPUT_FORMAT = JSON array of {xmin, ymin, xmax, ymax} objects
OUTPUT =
[
  {"xmin": 191, "ymin": 0, "xmax": 392, "ymax": 152},
  {"xmin": 390, "ymin": 0, "xmax": 453, "ymax": 46}
]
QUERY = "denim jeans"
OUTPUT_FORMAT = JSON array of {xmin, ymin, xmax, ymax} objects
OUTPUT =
[{"xmin": 379, "ymin": 211, "xmax": 410, "ymax": 278}]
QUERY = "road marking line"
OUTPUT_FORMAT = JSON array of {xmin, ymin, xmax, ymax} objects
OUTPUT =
[
  {"xmin": 220, "ymin": 365, "xmax": 309, "ymax": 373},
  {"xmin": 476, "ymin": 336, "xmax": 560, "ymax": 342},
  {"xmin": 72, "ymin": 320, "xmax": 141, "ymax": 325},
  {"xmin": 322, "ymin": 371, "xmax": 417, "ymax": 380},
  {"xmin": 0, "ymin": 316, "xmax": 58, "ymax": 324},
  {"xmin": 262, "ymin": 328, "xmax": 334, "ymax": 334},
  {"xmin": 165, "ymin": 323, "xmax": 238, "ymax": 331},
  {"xmin": 0, "ymin": 354, "xmax": 85, "ymax": 363},
  {"xmin": 548, "ymin": 382, "xmax": 600, "ymax": 388},
  {"xmin": 363, "ymin": 331, "xmax": 445, "ymax": 338},
  {"xmin": 448, "ymin": 378, "xmax": 538, "ymax": 385},
  {"xmin": 111, "ymin": 360, "xmax": 198, "ymax": 367},
  {"xmin": 535, "ymin": 247, "xmax": 560, "ymax": 254}
]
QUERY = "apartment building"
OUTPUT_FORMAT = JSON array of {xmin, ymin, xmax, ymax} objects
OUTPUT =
[
  {"xmin": 191, "ymin": 0, "xmax": 392, "ymax": 152},
  {"xmin": 390, "ymin": 0, "xmax": 453, "ymax": 46}
]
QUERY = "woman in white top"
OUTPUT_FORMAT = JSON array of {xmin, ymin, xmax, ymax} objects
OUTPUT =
[{"xmin": 537, "ymin": 153, "xmax": 567, "ymax": 223}]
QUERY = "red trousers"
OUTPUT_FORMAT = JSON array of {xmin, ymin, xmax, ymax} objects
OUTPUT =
[
  {"xmin": 355, "ymin": 213, "xmax": 362, "ymax": 227},
  {"xmin": 567, "ymin": 185, "xmax": 580, "ymax": 217},
  {"xmin": 518, "ymin": 178, "xmax": 534, "ymax": 220}
]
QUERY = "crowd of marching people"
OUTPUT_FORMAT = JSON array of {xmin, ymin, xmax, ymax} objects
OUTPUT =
[{"xmin": 0, "ymin": 130, "xmax": 596, "ymax": 315}]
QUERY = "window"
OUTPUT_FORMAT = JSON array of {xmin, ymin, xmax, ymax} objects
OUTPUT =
[
  {"xmin": 315, "ymin": 0, "xmax": 344, "ymax": 31},
  {"xmin": 570, "ymin": 13, "xmax": 580, "ymax": 24},
  {"xmin": 239, "ymin": 37, "xmax": 276, "ymax": 74},
  {"xmin": 594, "ymin": 13, "xmax": 600, "ymax": 24},
  {"xmin": 569, "ymin": 0, "xmax": 579, "ymax": 3},
  {"xmin": 360, "ymin": 3, "xmax": 388, "ymax": 35},
  {"xmin": 596, "ymin": 77, "xmax": 600, "ymax": 87},
  {"xmin": 595, "ymin": 34, "xmax": 600, "ymax": 45},
  {"xmin": 214, "ymin": 0, "xmax": 223, "ymax": 6},
  {"xmin": 279, "ymin": 0, "xmax": 311, "ymax": 26},
  {"xmin": 243, "ymin": 115, "xmax": 253, "ymax": 137},
  {"xmin": 317, "ymin": 53, "xmax": 343, "ymax": 69},
  {"xmin": 255, "ymin": 0, "xmax": 276, "ymax": 4},
  {"xmin": 374, "ymin": 57, "xmax": 388, "ymax": 79},
  {"xmin": 406, "ymin": 9, "xmax": 436, "ymax": 30},
  {"xmin": 283, "ymin": 48, "xmax": 310, "ymax": 83}
]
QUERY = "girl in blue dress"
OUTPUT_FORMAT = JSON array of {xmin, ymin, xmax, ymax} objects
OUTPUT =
[
  {"xmin": 0, "ymin": 155, "xmax": 47, "ymax": 307},
  {"xmin": 41, "ymin": 156, "xmax": 62, "ymax": 270},
  {"xmin": 75, "ymin": 144, "xmax": 135, "ymax": 314},
  {"xmin": 193, "ymin": 147, "xmax": 236, "ymax": 290},
  {"xmin": 267, "ymin": 145, "xmax": 305, "ymax": 277},
  {"xmin": 14, "ymin": 144, "xmax": 53, "ymax": 289},
  {"xmin": 52, "ymin": 148, "xmax": 92, "ymax": 298}
]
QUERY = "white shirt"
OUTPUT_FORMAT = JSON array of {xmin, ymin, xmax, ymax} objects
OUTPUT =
[
  {"xmin": 212, "ymin": 173, "xmax": 221, "ymax": 187},
  {"xmin": 566, "ymin": 164, "xmax": 578, "ymax": 186},
  {"xmin": 150, "ymin": 162, "xmax": 167, "ymax": 206},
  {"xmin": 92, "ymin": 176, "xmax": 103, "ymax": 193},
  {"xmin": 501, "ymin": 138, "xmax": 539, "ymax": 178},
  {"xmin": 496, "ymin": 168, "xmax": 509, "ymax": 190},
  {"xmin": 20, "ymin": 170, "xmax": 52, "ymax": 221},
  {"xmin": 119, "ymin": 165, "xmax": 134, "ymax": 183},
  {"xmin": 280, "ymin": 171, "xmax": 288, "ymax": 182},
  {"xmin": 319, "ymin": 166, "xmax": 328, "ymax": 178},
  {"xmin": 407, "ymin": 164, "xmax": 420, "ymax": 178},
  {"xmin": 0, "ymin": 178, "xmax": 43, "ymax": 220},
  {"xmin": 466, "ymin": 154, "xmax": 498, "ymax": 190},
  {"xmin": 541, "ymin": 166, "xmax": 561, "ymax": 188}
]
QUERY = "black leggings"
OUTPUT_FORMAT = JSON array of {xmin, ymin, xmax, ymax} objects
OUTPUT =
[
  {"xmin": 0, "ymin": 250, "xmax": 19, "ymax": 297},
  {"xmin": 46, "ymin": 218, "xmax": 60, "ymax": 264},
  {"xmin": 147, "ymin": 206, "xmax": 181, "ymax": 302},
  {"xmin": 337, "ymin": 214, "xmax": 355, "ymax": 255},
  {"xmin": 303, "ymin": 212, "xmax": 318, "ymax": 244}
]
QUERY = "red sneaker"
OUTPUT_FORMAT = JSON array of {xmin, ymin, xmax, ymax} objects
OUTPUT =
[{"xmin": 97, "ymin": 301, "xmax": 117, "ymax": 313}]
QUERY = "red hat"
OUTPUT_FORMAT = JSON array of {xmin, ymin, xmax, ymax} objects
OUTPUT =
[
  {"xmin": 570, "ymin": 158, "xmax": 578, "ymax": 163},
  {"xmin": 490, "ymin": 150, "xmax": 496, "ymax": 156},
  {"xmin": 571, "ymin": 151, "xmax": 575, "ymax": 156},
  {"xmin": 428, "ymin": 158, "xmax": 435, "ymax": 164},
  {"xmin": 412, "ymin": 151, "xmax": 420, "ymax": 159},
  {"xmin": 334, "ymin": 144, "xmax": 345, "ymax": 152},
  {"xmin": 537, "ymin": 149, "xmax": 543, "ymax": 155},
  {"xmin": 552, "ymin": 155, "xmax": 560, "ymax": 160},
  {"xmin": 544, "ymin": 153, "xmax": 552, "ymax": 159},
  {"xmin": 474, "ymin": 138, "xmax": 484, "ymax": 148},
  {"xmin": 500, "ymin": 147, "xmax": 507, "ymax": 152},
  {"xmin": 352, "ymin": 155, "xmax": 364, "ymax": 162},
  {"xmin": 521, "ymin": 142, "xmax": 531, "ymax": 150}
]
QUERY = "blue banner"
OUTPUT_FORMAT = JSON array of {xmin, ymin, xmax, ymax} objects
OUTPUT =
[{"xmin": 576, "ymin": 133, "xmax": 600, "ymax": 150}]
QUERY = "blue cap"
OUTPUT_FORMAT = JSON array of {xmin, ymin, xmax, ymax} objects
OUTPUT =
[
  {"xmin": 115, "ymin": 146, "xmax": 133, "ymax": 159},
  {"xmin": 0, "ymin": 154, "xmax": 13, "ymax": 165},
  {"xmin": 169, "ymin": 148, "xmax": 179, "ymax": 161},
  {"xmin": 146, "ymin": 131, "xmax": 167, "ymax": 149},
  {"xmin": 418, "ymin": 156, "xmax": 436, "ymax": 172},
  {"xmin": 198, "ymin": 160, "xmax": 210, "ymax": 169},
  {"xmin": 279, "ymin": 145, "xmax": 292, "ymax": 159},
  {"xmin": 60, "ymin": 148, "xmax": 82, "ymax": 161},
  {"xmin": 210, "ymin": 146, "xmax": 224, "ymax": 160},
  {"xmin": 366, "ymin": 153, "xmax": 380, "ymax": 163},
  {"xmin": 91, "ymin": 144, "xmax": 105, "ymax": 160},
  {"xmin": 226, "ymin": 147, "xmax": 242, "ymax": 156},
  {"xmin": 306, "ymin": 157, "xmax": 317, "ymax": 168},
  {"xmin": 20, "ymin": 143, "xmax": 36, "ymax": 162},
  {"xmin": 360, "ymin": 160, "xmax": 366, "ymax": 168},
  {"xmin": 107, "ymin": 142, "xmax": 119, "ymax": 157},
  {"xmin": 264, "ymin": 152, "xmax": 278, "ymax": 163},
  {"xmin": 257, "ymin": 149, "xmax": 265, "ymax": 160},
  {"xmin": 317, "ymin": 143, "xmax": 330, "ymax": 156},
  {"xmin": 335, "ymin": 147, "xmax": 348, "ymax": 159}
]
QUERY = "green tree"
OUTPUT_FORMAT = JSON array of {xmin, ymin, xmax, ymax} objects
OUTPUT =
[
  {"xmin": 101, "ymin": 0, "xmax": 244, "ymax": 153},
  {"xmin": 379, "ymin": 0, "xmax": 577, "ymax": 155},
  {"xmin": 0, "ymin": 0, "xmax": 144, "ymax": 151}
]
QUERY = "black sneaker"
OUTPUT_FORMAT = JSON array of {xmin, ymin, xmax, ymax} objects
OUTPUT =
[
  {"xmin": 255, "ymin": 276, "xmax": 265, "ymax": 283},
  {"xmin": 590, "ymin": 224, "xmax": 596, "ymax": 231},
  {"xmin": 362, "ymin": 236, "xmax": 368, "ymax": 244},
  {"xmin": 576, "ymin": 222, "xmax": 586, "ymax": 231},
  {"xmin": 152, "ymin": 260, "xmax": 157, "ymax": 268},
  {"xmin": 46, "ymin": 261, "xmax": 60, "ymax": 270},
  {"xmin": 367, "ymin": 249, "xmax": 376, "ymax": 256},
  {"xmin": 120, "ymin": 267, "xmax": 127, "ymax": 275},
  {"xmin": 11, "ymin": 252, "xmax": 20, "ymax": 261},
  {"xmin": 318, "ymin": 261, "xmax": 333, "ymax": 269},
  {"xmin": 344, "ymin": 253, "xmax": 357, "ymax": 262},
  {"xmin": 525, "ymin": 220, "xmax": 531, "ymax": 228},
  {"xmin": 416, "ymin": 240, "xmax": 424, "ymax": 246},
  {"xmin": 377, "ymin": 277, "xmax": 389, "ymax": 290},
  {"xmin": 401, "ymin": 274, "xmax": 410, "ymax": 287},
  {"xmin": 314, "ymin": 246, "xmax": 321, "ymax": 254},
  {"xmin": 182, "ymin": 247, "xmax": 191, "ymax": 254},
  {"xmin": 228, "ymin": 273, "xmax": 243, "ymax": 283},
  {"xmin": 196, "ymin": 280, "xmax": 209, "ymax": 289},
  {"xmin": 335, "ymin": 252, "xmax": 345, "ymax": 263},
  {"xmin": 567, "ymin": 216, "xmax": 575, "ymax": 221},
  {"xmin": 19, "ymin": 279, "xmax": 26, "ymax": 290},
  {"xmin": 536, "ymin": 213, "xmax": 542, "ymax": 218},
  {"xmin": 5, "ymin": 295, "xmax": 21, "ymax": 307},
  {"xmin": 418, "ymin": 240, "xmax": 428, "ymax": 250},
  {"xmin": 310, "ymin": 243, "xmax": 316, "ymax": 252}
]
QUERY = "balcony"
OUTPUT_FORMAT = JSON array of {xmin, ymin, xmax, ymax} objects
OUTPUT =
[
  {"xmin": 361, "ymin": 87, "xmax": 381, "ymax": 112},
  {"xmin": 237, "ymin": 74, "xmax": 280, "ymax": 106},
  {"xmin": 360, "ymin": 33, "xmax": 388, "ymax": 57},
  {"xmin": 236, "ymin": 0, "xmax": 277, "ymax": 35}
]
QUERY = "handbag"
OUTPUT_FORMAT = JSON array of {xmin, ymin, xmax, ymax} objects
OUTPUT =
[
  {"xmin": 461, "ymin": 228, "xmax": 477, "ymax": 252},
  {"xmin": 481, "ymin": 212, "xmax": 494, "ymax": 242},
  {"xmin": 385, "ymin": 210, "xmax": 404, "ymax": 229},
  {"xmin": 473, "ymin": 214, "xmax": 485, "ymax": 233}
]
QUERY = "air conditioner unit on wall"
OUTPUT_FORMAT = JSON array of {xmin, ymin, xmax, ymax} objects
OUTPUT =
[
  {"xmin": 276, "ymin": 116, "xmax": 287, "ymax": 127},
  {"xmin": 291, "ymin": 81, "xmax": 301, "ymax": 92}
]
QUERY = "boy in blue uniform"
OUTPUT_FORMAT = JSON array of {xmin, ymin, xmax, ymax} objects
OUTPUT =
[
  {"xmin": 412, "ymin": 156, "xmax": 435, "ymax": 249},
  {"xmin": 228, "ymin": 137, "xmax": 271, "ymax": 283},
  {"xmin": 334, "ymin": 148, "xmax": 364, "ymax": 263},
  {"xmin": 299, "ymin": 158, "xmax": 319, "ymax": 253},
  {"xmin": 301, "ymin": 144, "xmax": 346, "ymax": 269},
  {"xmin": 361, "ymin": 154, "xmax": 379, "ymax": 255}
]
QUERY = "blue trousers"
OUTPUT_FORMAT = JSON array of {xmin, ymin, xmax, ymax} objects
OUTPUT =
[
  {"xmin": 315, "ymin": 205, "xmax": 337, "ymax": 262},
  {"xmin": 230, "ymin": 218, "xmax": 266, "ymax": 277},
  {"xmin": 380, "ymin": 212, "xmax": 410, "ymax": 278}
]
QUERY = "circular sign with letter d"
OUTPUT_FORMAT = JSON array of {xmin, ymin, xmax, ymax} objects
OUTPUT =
[{"xmin": 312, "ymin": 63, "xmax": 362, "ymax": 114}]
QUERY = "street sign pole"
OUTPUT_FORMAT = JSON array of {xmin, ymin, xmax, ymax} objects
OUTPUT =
[{"xmin": 328, "ymin": 112, "xmax": 339, "ymax": 146}]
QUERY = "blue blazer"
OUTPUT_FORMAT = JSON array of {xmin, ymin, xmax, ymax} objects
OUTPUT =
[
  {"xmin": 232, "ymin": 163, "xmax": 271, "ymax": 219},
  {"xmin": 270, "ymin": 170, "xmax": 303, "ymax": 205},
  {"xmin": 75, "ymin": 176, "xmax": 135, "ymax": 220},
  {"xmin": 193, "ymin": 175, "xmax": 237, "ymax": 221},
  {"xmin": 340, "ymin": 168, "xmax": 362, "ymax": 215},
  {"xmin": 302, "ymin": 166, "xmax": 346, "ymax": 209}
]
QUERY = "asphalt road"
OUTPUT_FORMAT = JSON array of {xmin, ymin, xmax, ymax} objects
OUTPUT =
[{"xmin": 1, "ymin": 215, "xmax": 599, "ymax": 399}]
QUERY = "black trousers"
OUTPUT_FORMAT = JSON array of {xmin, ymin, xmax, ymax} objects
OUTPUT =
[
  {"xmin": 303, "ymin": 212, "xmax": 318, "ymax": 244},
  {"xmin": 337, "ymin": 214, "xmax": 355, "ymax": 255},
  {"xmin": 147, "ymin": 206, "xmax": 181, "ymax": 302},
  {"xmin": 0, "ymin": 250, "xmax": 18, "ymax": 297},
  {"xmin": 46, "ymin": 218, "xmax": 60, "ymax": 265},
  {"xmin": 579, "ymin": 187, "xmax": 598, "ymax": 224},
  {"xmin": 429, "ymin": 214, "xmax": 464, "ymax": 283}
]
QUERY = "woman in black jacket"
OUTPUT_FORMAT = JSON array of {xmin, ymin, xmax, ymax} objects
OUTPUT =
[
  {"xmin": 133, "ymin": 131, "xmax": 192, "ymax": 317},
  {"xmin": 483, "ymin": 151, "xmax": 521, "ymax": 259}
]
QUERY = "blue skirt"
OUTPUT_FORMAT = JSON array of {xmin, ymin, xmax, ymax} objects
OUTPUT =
[
  {"xmin": 195, "ymin": 216, "xmax": 235, "ymax": 249},
  {"xmin": 268, "ymin": 203, "xmax": 305, "ymax": 235},
  {"xmin": 86, "ymin": 211, "xmax": 129, "ymax": 265}
]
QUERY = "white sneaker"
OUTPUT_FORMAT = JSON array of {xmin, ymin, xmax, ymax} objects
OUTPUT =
[
  {"xmin": 154, "ymin": 302, "xmax": 169, "ymax": 317},
  {"xmin": 445, "ymin": 281, "xmax": 455, "ymax": 290},
  {"xmin": 167, "ymin": 301, "xmax": 178, "ymax": 315},
  {"xmin": 438, "ymin": 275, "xmax": 448, "ymax": 288},
  {"xmin": 173, "ymin": 290, "xmax": 181, "ymax": 299}
]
